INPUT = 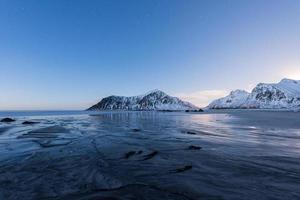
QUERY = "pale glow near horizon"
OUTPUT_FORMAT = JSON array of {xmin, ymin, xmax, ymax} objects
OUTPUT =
[
  {"xmin": 281, "ymin": 66, "xmax": 300, "ymax": 80},
  {"xmin": 175, "ymin": 90, "xmax": 228, "ymax": 108}
]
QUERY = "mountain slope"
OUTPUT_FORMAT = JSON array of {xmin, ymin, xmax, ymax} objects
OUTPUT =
[
  {"xmin": 87, "ymin": 90, "xmax": 198, "ymax": 111},
  {"xmin": 208, "ymin": 90, "xmax": 250, "ymax": 109},
  {"xmin": 208, "ymin": 78, "xmax": 300, "ymax": 110}
]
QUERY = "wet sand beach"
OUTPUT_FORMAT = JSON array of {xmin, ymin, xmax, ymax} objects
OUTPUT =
[{"xmin": 0, "ymin": 111, "xmax": 300, "ymax": 200}]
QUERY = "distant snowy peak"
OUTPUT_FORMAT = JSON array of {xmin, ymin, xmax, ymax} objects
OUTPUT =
[
  {"xmin": 247, "ymin": 78, "xmax": 300, "ymax": 109},
  {"xmin": 208, "ymin": 78, "xmax": 300, "ymax": 110},
  {"xmin": 208, "ymin": 90, "xmax": 250, "ymax": 109},
  {"xmin": 87, "ymin": 90, "xmax": 198, "ymax": 111},
  {"xmin": 276, "ymin": 78, "xmax": 300, "ymax": 96}
]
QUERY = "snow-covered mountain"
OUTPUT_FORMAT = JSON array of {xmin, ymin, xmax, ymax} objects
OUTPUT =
[
  {"xmin": 208, "ymin": 90, "xmax": 250, "ymax": 109},
  {"xmin": 87, "ymin": 90, "xmax": 199, "ymax": 111},
  {"xmin": 208, "ymin": 78, "xmax": 300, "ymax": 110}
]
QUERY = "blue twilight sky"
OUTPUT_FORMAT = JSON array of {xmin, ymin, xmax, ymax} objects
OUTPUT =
[{"xmin": 0, "ymin": 0, "xmax": 300, "ymax": 110}]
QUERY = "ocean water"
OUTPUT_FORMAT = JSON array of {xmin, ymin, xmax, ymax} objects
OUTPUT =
[{"xmin": 0, "ymin": 110, "xmax": 299, "ymax": 200}]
